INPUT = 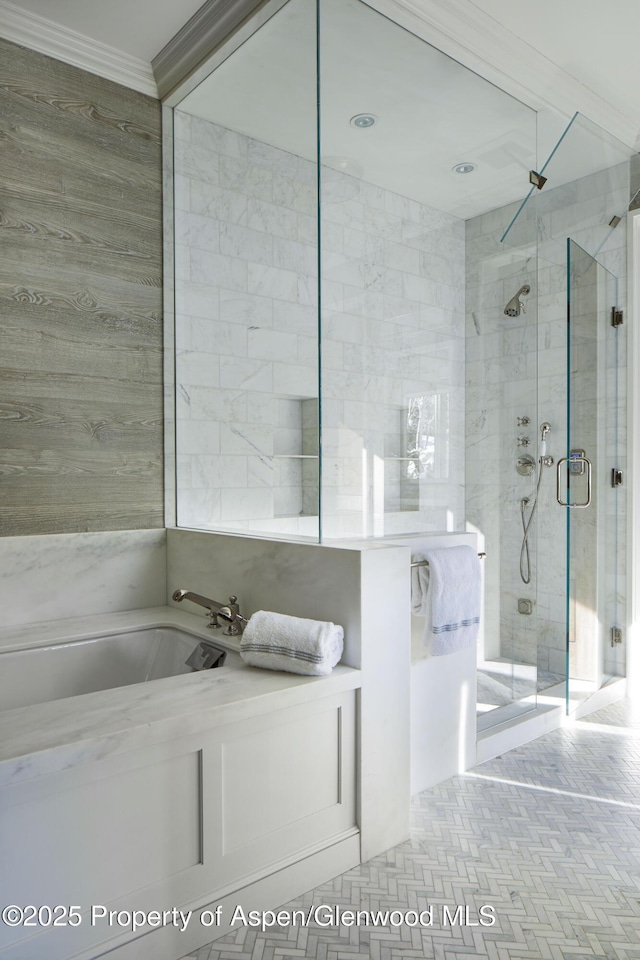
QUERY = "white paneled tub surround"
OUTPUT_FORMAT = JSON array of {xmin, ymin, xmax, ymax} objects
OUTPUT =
[{"xmin": 0, "ymin": 608, "xmax": 361, "ymax": 960}]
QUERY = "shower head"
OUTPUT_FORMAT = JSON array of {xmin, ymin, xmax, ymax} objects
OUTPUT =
[{"xmin": 504, "ymin": 284, "xmax": 531, "ymax": 318}]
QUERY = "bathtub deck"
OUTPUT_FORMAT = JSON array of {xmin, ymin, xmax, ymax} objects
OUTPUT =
[{"xmin": 0, "ymin": 606, "xmax": 361, "ymax": 788}]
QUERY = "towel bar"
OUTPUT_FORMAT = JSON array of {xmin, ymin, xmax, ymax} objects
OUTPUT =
[{"xmin": 411, "ymin": 552, "xmax": 486, "ymax": 568}]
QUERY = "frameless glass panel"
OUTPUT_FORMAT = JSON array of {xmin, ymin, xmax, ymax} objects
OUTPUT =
[
  {"xmin": 565, "ymin": 240, "xmax": 623, "ymax": 713},
  {"xmin": 501, "ymin": 112, "xmax": 578, "ymax": 246},
  {"xmin": 500, "ymin": 110, "xmax": 631, "ymax": 719},
  {"xmin": 172, "ymin": 0, "xmax": 320, "ymax": 541},
  {"xmin": 318, "ymin": 0, "xmax": 536, "ymax": 541},
  {"xmin": 488, "ymin": 129, "xmax": 540, "ymax": 726},
  {"xmin": 318, "ymin": 0, "xmax": 540, "ymax": 727},
  {"xmin": 502, "ymin": 111, "xmax": 635, "ymax": 260}
]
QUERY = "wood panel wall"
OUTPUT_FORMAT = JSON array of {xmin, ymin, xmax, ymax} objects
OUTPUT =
[{"xmin": 0, "ymin": 38, "xmax": 164, "ymax": 535}]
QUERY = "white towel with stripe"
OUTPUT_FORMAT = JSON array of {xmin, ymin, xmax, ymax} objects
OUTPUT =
[
  {"xmin": 411, "ymin": 545, "xmax": 481, "ymax": 656},
  {"xmin": 240, "ymin": 610, "xmax": 344, "ymax": 676}
]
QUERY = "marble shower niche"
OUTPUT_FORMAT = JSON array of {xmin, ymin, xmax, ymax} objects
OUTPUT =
[{"xmin": 273, "ymin": 396, "xmax": 319, "ymax": 519}]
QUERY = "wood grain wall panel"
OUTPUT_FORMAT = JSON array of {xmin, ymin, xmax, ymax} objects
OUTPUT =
[{"xmin": 0, "ymin": 38, "xmax": 164, "ymax": 536}]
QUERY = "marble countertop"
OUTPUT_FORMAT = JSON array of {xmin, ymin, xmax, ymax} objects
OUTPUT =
[{"xmin": 0, "ymin": 606, "xmax": 360, "ymax": 788}]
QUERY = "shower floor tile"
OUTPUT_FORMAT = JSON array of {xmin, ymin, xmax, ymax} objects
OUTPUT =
[{"xmin": 181, "ymin": 698, "xmax": 640, "ymax": 960}]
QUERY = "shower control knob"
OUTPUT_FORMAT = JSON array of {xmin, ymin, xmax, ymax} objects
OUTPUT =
[
  {"xmin": 517, "ymin": 436, "xmax": 530, "ymax": 447},
  {"xmin": 517, "ymin": 416, "xmax": 530, "ymax": 426}
]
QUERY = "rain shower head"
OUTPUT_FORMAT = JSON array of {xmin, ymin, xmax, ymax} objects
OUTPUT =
[{"xmin": 504, "ymin": 284, "xmax": 531, "ymax": 318}]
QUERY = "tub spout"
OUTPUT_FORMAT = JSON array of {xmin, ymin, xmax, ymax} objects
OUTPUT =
[{"xmin": 172, "ymin": 588, "xmax": 247, "ymax": 635}]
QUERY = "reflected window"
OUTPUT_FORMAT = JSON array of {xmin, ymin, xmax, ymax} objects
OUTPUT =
[{"xmin": 405, "ymin": 394, "xmax": 450, "ymax": 480}]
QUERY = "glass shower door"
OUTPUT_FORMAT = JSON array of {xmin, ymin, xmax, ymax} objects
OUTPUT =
[{"xmin": 563, "ymin": 239, "xmax": 622, "ymax": 713}]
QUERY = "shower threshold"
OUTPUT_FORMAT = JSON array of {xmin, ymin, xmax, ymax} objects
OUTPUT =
[{"xmin": 476, "ymin": 675, "xmax": 627, "ymax": 763}]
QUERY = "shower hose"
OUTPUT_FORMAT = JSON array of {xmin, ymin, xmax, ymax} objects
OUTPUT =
[{"xmin": 519, "ymin": 459, "xmax": 544, "ymax": 585}]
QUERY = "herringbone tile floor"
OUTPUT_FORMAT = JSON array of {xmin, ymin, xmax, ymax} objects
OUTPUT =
[{"xmin": 182, "ymin": 698, "xmax": 640, "ymax": 960}]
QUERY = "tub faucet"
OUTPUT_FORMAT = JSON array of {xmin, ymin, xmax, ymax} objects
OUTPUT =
[{"xmin": 172, "ymin": 589, "xmax": 247, "ymax": 635}]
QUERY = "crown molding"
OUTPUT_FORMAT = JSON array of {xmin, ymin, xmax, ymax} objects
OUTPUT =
[
  {"xmin": 153, "ymin": 0, "xmax": 283, "ymax": 102},
  {"xmin": 369, "ymin": 0, "xmax": 640, "ymax": 149},
  {"xmin": 0, "ymin": 0, "xmax": 158, "ymax": 98},
  {"xmin": 0, "ymin": 0, "xmax": 636, "ymax": 146}
]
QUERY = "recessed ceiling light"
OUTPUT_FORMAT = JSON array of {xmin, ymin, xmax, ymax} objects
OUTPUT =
[
  {"xmin": 350, "ymin": 114, "xmax": 377, "ymax": 129},
  {"xmin": 453, "ymin": 162, "xmax": 476, "ymax": 174}
]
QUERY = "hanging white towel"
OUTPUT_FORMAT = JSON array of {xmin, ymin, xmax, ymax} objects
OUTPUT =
[
  {"xmin": 411, "ymin": 546, "xmax": 481, "ymax": 656},
  {"xmin": 240, "ymin": 610, "xmax": 344, "ymax": 676}
]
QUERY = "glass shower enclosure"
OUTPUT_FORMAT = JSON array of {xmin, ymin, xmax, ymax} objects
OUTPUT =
[
  {"xmin": 167, "ymin": 0, "xmax": 633, "ymax": 728},
  {"xmin": 170, "ymin": 0, "xmax": 538, "ymax": 546},
  {"xmin": 495, "ymin": 111, "xmax": 633, "ymax": 723}
]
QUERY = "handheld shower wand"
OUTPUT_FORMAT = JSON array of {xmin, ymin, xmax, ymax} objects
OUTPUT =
[
  {"xmin": 519, "ymin": 422, "xmax": 553, "ymax": 584},
  {"xmin": 540, "ymin": 422, "xmax": 550, "ymax": 456}
]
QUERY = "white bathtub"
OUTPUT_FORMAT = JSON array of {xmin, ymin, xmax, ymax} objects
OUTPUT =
[{"xmin": 0, "ymin": 626, "xmax": 240, "ymax": 711}]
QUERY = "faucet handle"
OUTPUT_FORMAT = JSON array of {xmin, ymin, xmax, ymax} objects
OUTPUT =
[{"xmin": 222, "ymin": 596, "xmax": 245, "ymax": 636}]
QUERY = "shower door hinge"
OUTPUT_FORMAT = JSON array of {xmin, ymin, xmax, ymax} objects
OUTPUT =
[
  {"xmin": 611, "ymin": 468, "xmax": 623, "ymax": 488},
  {"xmin": 529, "ymin": 170, "xmax": 547, "ymax": 190},
  {"xmin": 611, "ymin": 307, "xmax": 624, "ymax": 327},
  {"xmin": 611, "ymin": 626, "xmax": 623, "ymax": 646}
]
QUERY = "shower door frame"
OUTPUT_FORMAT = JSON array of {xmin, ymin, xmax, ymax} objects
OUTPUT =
[{"xmin": 625, "ymin": 210, "xmax": 640, "ymax": 695}]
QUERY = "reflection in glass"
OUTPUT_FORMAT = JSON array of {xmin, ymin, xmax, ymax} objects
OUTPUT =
[
  {"xmin": 405, "ymin": 394, "xmax": 450, "ymax": 481},
  {"xmin": 172, "ymin": 0, "xmax": 320, "ymax": 541}
]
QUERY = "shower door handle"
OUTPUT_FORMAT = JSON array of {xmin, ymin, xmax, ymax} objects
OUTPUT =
[{"xmin": 556, "ymin": 456, "xmax": 592, "ymax": 507}]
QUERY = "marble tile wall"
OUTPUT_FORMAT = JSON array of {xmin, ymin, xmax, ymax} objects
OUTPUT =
[
  {"xmin": 319, "ymin": 170, "xmax": 466, "ymax": 539},
  {"xmin": 0, "ymin": 529, "xmax": 167, "ymax": 628},
  {"xmin": 173, "ymin": 113, "xmax": 466, "ymax": 540},
  {"xmin": 466, "ymin": 163, "xmax": 628, "ymax": 684}
]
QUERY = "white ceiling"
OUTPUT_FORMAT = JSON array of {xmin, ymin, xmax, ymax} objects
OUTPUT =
[
  {"xmin": 0, "ymin": 0, "xmax": 205, "ymax": 60},
  {"xmin": 3, "ymin": 0, "xmax": 640, "ymax": 139},
  {"xmin": 1, "ymin": 0, "xmax": 638, "ymax": 217},
  {"xmin": 182, "ymin": 0, "xmax": 540, "ymax": 218},
  {"xmin": 468, "ymin": 0, "xmax": 640, "ymax": 135}
]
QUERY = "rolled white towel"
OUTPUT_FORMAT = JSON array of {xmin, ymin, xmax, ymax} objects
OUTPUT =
[{"xmin": 240, "ymin": 611, "xmax": 344, "ymax": 676}]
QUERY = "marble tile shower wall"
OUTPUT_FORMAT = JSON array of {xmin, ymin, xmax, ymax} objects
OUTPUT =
[
  {"xmin": 173, "ymin": 112, "xmax": 466, "ymax": 539},
  {"xmin": 466, "ymin": 165, "xmax": 627, "ymax": 681},
  {"xmin": 173, "ymin": 111, "xmax": 319, "ymax": 535},
  {"xmin": 319, "ymin": 169, "xmax": 466, "ymax": 538}
]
